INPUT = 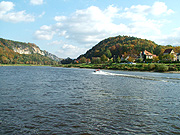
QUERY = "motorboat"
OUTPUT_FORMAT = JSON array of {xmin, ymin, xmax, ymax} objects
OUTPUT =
[{"xmin": 94, "ymin": 69, "xmax": 100, "ymax": 72}]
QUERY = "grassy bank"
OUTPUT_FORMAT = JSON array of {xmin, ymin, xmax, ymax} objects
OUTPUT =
[{"xmin": 55, "ymin": 63, "xmax": 180, "ymax": 73}]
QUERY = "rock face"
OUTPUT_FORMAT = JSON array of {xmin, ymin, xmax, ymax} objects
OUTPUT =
[
  {"xmin": 0, "ymin": 38, "xmax": 62, "ymax": 61},
  {"xmin": 43, "ymin": 51, "xmax": 61, "ymax": 61},
  {"xmin": 12, "ymin": 45, "xmax": 45, "ymax": 55}
]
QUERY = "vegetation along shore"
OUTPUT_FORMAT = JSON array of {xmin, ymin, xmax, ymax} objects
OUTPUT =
[{"xmin": 55, "ymin": 63, "xmax": 180, "ymax": 73}]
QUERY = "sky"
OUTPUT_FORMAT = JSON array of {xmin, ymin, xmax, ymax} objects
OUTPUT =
[{"xmin": 0, "ymin": 0, "xmax": 180, "ymax": 58}]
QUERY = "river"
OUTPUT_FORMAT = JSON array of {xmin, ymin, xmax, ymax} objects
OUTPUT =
[{"xmin": 0, "ymin": 66, "xmax": 180, "ymax": 134}]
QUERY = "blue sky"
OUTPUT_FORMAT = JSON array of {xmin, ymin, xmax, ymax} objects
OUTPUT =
[{"xmin": 0, "ymin": 0, "xmax": 180, "ymax": 58}]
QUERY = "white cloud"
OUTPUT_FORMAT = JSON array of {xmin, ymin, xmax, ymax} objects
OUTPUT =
[
  {"xmin": 151, "ymin": 2, "xmax": 174, "ymax": 16},
  {"xmin": 0, "ymin": 1, "xmax": 14, "ymax": 14},
  {"xmin": 35, "ymin": 5, "xmax": 127, "ymax": 44},
  {"xmin": 0, "ymin": 1, "xmax": 35, "ymax": 22},
  {"xmin": 152, "ymin": 27, "xmax": 180, "ymax": 45},
  {"xmin": 122, "ymin": 1, "xmax": 174, "ymax": 21},
  {"xmin": 47, "ymin": 40, "xmax": 64, "ymax": 45},
  {"xmin": 30, "ymin": 0, "xmax": 43, "ymax": 5},
  {"xmin": 34, "ymin": 25, "xmax": 55, "ymax": 40},
  {"xmin": 56, "ymin": 44, "xmax": 87, "ymax": 58},
  {"xmin": 35, "ymin": 2, "xmax": 178, "ymax": 58},
  {"xmin": 54, "ymin": 16, "xmax": 66, "ymax": 21},
  {"xmin": 38, "ymin": 11, "xmax": 45, "ymax": 18}
]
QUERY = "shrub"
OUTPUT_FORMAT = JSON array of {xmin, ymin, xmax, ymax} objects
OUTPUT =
[
  {"xmin": 148, "ymin": 64, "xmax": 156, "ymax": 70},
  {"xmin": 169, "ymin": 66, "xmax": 178, "ymax": 71},
  {"xmin": 155, "ymin": 64, "xmax": 169, "ymax": 72}
]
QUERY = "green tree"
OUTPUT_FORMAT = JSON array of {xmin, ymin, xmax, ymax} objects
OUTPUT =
[
  {"xmin": 116, "ymin": 56, "xmax": 121, "ymax": 63},
  {"xmin": 105, "ymin": 49, "xmax": 112, "ymax": 58},
  {"xmin": 80, "ymin": 56, "xmax": 86, "ymax": 63},
  {"xmin": 101, "ymin": 54, "xmax": 108, "ymax": 63},
  {"xmin": 92, "ymin": 57, "xmax": 101, "ymax": 64}
]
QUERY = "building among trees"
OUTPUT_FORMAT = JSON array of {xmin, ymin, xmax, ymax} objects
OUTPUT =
[
  {"xmin": 163, "ymin": 49, "xmax": 177, "ymax": 61},
  {"xmin": 177, "ymin": 53, "xmax": 180, "ymax": 61},
  {"xmin": 140, "ymin": 50, "xmax": 156, "ymax": 61}
]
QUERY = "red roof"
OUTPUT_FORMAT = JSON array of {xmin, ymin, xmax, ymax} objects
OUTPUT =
[{"xmin": 144, "ymin": 50, "xmax": 153, "ymax": 56}]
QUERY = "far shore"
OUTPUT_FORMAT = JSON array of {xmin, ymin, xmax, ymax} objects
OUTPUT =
[
  {"xmin": 1, "ymin": 63, "xmax": 180, "ymax": 74},
  {"xmin": 61, "ymin": 65, "xmax": 180, "ymax": 74},
  {"xmin": 54, "ymin": 63, "xmax": 180, "ymax": 74}
]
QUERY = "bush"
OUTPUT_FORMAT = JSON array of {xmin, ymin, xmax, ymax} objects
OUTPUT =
[
  {"xmin": 148, "ymin": 64, "xmax": 155, "ymax": 70},
  {"xmin": 169, "ymin": 66, "xmax": 178, "ymax": 71},
  {"xmin": 155, "ymin": 64, "xmax": 169, "ymax": 72}
]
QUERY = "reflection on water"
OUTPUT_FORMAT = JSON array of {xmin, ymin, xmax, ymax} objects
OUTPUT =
[{"xmin": 0, "ymin": 66, "xmax": 180, "ymax": 134}]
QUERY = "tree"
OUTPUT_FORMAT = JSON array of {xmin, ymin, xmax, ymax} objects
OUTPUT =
[
  {"xmin": 163, "ymin": 54, "xmax": 174, "ymax": 62},
  {"xmin": 86, "ymin": 58, "xmax": 91, "ymax": 64},
  {"xmin": 105, "ymin": 49, "xmax": 112, "ymax": 58},
  {"xmin": 116, "ymin": 56, "xmax": 121, "ymax": 63},
  {"xmin": 1, "ymin": 56, "xmax": 9, "ymax": 64},
  {"xmin": 153, "ymin": 56, "xmax": 159, "ymax": 62},
  {"xmin": 101, "ymin": 54, "xmax": 108, "ymax": 63},
  {"xmin": 127, "ymin": 56, "xmax": 134, "ymax": 62},
  {"xmin": 61, "ymin": 57, "xmax": 73, "ymax": 64},
  {"xmin": 80, "ymin": 56, "xmax": 86, "ymax": 63},
  {"xmin": 91, "ymin": 57, "xmax": 101, "ymax": 64},
  {"xmin": 136, "ymin": 58, "xmax": 143, "ymax": 63}
]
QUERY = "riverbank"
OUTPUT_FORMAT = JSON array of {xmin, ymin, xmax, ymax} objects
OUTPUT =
[
  {"xmin": 55, "ymin": 63, "xmax": 180, "ymax": 73},
  {"xmin": 1, "ymin": 63, "xmax": 180, "ymax": 73}
]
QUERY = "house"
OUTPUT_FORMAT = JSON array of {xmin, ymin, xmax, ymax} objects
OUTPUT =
[
  {"xmin": 163, "ymin": 49, "xmax": 177, "ymax": 61},
  {"xmin": 140, "ymin": 50, "xmax": 156, "ymax": 61},
  {"xmin": 177, "ymin": 53, "xmax": 180, "ymax": 61}
]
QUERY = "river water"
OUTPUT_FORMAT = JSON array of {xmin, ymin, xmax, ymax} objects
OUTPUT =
[{"xmin": 0, "ymin": 66, "xmax": 180, "ymax": 134}]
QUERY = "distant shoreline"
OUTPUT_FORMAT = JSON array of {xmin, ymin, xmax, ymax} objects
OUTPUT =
[
  {"xmin": 61, "ymin": 66, "xmax": 180, "ymax": 74},
  {"xmin": 1, "ymin": 63, "xmax": 180, "ymax": 73},
  {"xmin": 54, "ymin": 63, "xmax": 180, "ymax": 73}
]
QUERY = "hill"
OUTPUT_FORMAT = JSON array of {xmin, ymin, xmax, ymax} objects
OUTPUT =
[
  {"xmin": 78, "ymin": 35, "xmax": 180, "ymax": 60},
  {"xmin": 0, "ymin": 38, "xmax": 61, "ymax": 65}
]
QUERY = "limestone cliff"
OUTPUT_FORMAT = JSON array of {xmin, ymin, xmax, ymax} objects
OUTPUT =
[{"xmin": 0, "ymin": 38, "xmax": 61, "ymax": 61}]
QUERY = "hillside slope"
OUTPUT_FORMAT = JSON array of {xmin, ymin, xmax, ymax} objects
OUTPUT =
[
  {"xmin": 78, "ymin": 35, "xmax": 180, "ymax": 59},
  {"xmin": 0, "ymin": 38, "xmax": 61, "ymax": 64}
]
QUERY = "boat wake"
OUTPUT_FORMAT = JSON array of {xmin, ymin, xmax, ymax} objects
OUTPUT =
[{"xmin": 92, "ymin": 70, "xmax": 180, "ymax": 83}]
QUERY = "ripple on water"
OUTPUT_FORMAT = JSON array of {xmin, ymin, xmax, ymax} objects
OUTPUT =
[{"xmin": 1, "ymin": 67, "xmax": 180, "ymax": 134}]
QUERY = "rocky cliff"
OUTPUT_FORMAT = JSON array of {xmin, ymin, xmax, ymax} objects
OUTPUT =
[{"xmin": 0, "ymin": 38, "xmax": 61, "ymax": 61}]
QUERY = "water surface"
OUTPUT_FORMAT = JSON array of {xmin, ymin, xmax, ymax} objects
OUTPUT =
[{"xmin": 0, "ymin": 66, "xmax": 180, "ymax": 134}]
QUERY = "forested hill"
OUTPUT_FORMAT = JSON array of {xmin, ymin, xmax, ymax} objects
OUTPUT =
[
  {"xmin": 0, "ymin": 38, "xmax": 61, "ymax": 65},
  {"xmin": 78, "ymin": 35, "xmax": 180, "ymax": 59}
]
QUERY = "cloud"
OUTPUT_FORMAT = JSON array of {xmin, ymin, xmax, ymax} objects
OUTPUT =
[
  {"xmin": 34, "ymin": 25, "xmax": 55, "ymax": 40},
  {"xmin": 151, "ymin": 2, "xmax": 174, "ymax": 16},
  {"xmin": 0, "ymin": 1, "xmax": 14, "ymax": 14},
  {"xmin": 47, "ymin": 40, "xmax": 64, "ymax": 45},
  {"xmin": 152, "ymin": 27, "xmax": 180, "ymax": 46},
  {"xmin": 35, "ymin": 5, "xmax": 128, "ymax": 44},
  {"xmin": 30, "ymin": 0, "xmax": 43, "ymax": 5},
  {"xmin": 38, "ymin": 11, "xmax": 45, "ymax": 18},
  {"xmin": 0, "ymin": 1, "xmax": 35, "ymax": 22},
  {"xmin": 122, "ymin": 2, "xmax": 174, "ymax": 21},
  {"xmin": 35, "ymin": 2, "xmax": 178, "ymax": 58},
  {"xmin": 56, "ymin": 44, "xmax": 87, "ymax": 58}
]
